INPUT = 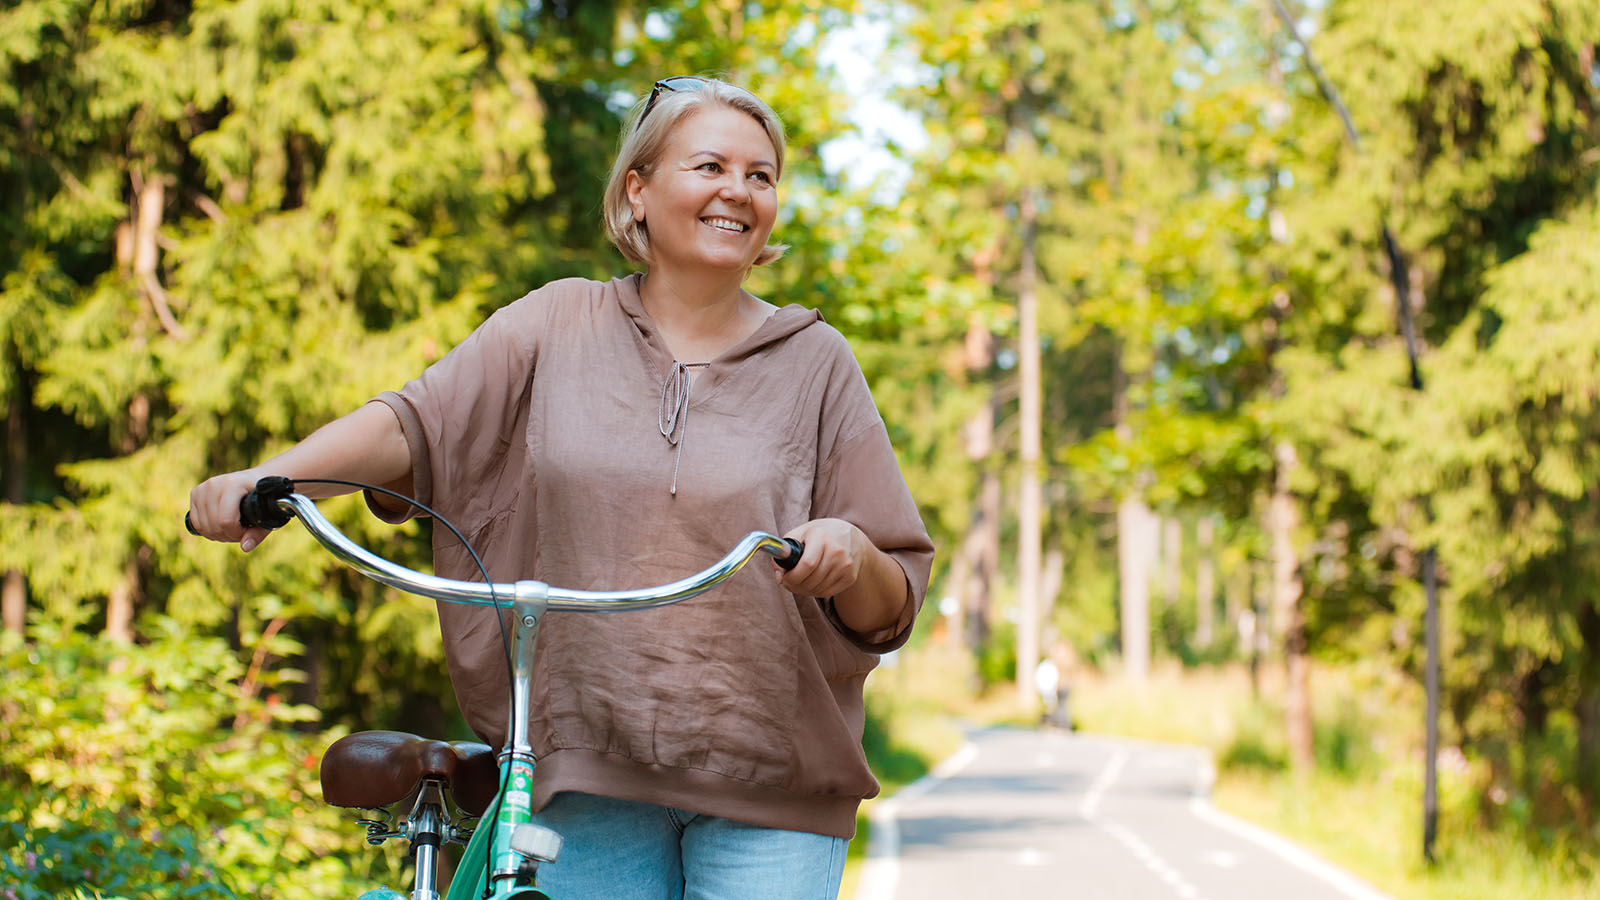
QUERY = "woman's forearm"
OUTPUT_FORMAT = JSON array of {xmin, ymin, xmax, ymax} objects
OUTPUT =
[
  {"xmin": 777, "ymin": 517, "xmax": 915, "ymax": 639},
  {"xmin": 189, "ymin": 401, "xmax": 414, "ymax": 545},
  {"xmin": 832, "ymin": 545, "xmax": 913, "ymax": 637},
  {"xmin": 254, "ymin": 401, "xmax": 414, "ymax": 500}
]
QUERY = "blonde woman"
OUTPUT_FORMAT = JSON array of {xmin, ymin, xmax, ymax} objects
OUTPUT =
[{"xmin": 190, "ymin": 77, "xmax": 932, "ymax": 899}]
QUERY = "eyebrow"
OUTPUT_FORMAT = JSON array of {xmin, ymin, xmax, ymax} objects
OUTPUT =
[{"xmin": 691, "ymin": 150, "xmax": 777, "ymax": 170}]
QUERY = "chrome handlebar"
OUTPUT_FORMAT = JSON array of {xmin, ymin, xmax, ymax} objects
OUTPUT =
[{"xmin": 277, "ymin": 493, "xmax": 797, "ymax": 611}]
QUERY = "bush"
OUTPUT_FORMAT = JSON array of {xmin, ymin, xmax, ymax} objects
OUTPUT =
[
  {"xmin": 1218, "ymin": 699, "xmax": 1288, "ymax": 772},
  {"xmin": 975, "ymin": 621, "xmax": 1016, "ymax": 688},
  {"xmin": 0, "ymin": 616, "xmax": 376, "ymax": 899},
  {"xmin": 0, "ymin": 815, "xmax": 236, "ymax": 900}
]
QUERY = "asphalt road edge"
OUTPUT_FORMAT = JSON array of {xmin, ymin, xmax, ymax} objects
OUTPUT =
[
  {"xmin": 1189, "ymin": 761, "xmax": 1397, "ymax": 900},
  {"xmin": 855, "ymin": 741, "xmax": 979, "ymax": 900}
]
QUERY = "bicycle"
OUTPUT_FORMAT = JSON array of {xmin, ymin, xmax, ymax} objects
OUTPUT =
[{"xmin": 189, "ymin": 476, "xmax": 803, "ymax": 900}]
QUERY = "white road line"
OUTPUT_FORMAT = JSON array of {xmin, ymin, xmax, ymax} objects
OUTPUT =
[
  {"xmin": 855, "ymin": 742, "xmax": 979, "ymax": 900},
  {"xmin": 1188, "ymin": 761, "xmax": 1397, "ymax": 900},
  {"xmin": 1077, "ymin": 749, "xmax": 1128, "ymax": 820},
  {"xmin": 1200, "ymin": 849, "xmax": 1240, "ymax": 868},
  {"xmin": 1085, "ymin": 749, "xmax": 1212, "ymax": 900},
  {"xmin": 1016, "ymin": 846, "xmax": 1048, "ymax": 866},
  {"xmin": 1099, "ymin": 821, "xmax": 1213, "ymax": 900}
]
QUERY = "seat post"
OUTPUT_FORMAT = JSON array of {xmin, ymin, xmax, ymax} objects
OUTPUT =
[{"xmin": 411, "ymin": 801, "xmax": 443, "ymax": 900}]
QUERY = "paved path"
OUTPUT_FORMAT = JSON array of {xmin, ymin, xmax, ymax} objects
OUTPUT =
[{"xmin": 857, "ymin": 727, "xmax": 1394, "ymax": 900}]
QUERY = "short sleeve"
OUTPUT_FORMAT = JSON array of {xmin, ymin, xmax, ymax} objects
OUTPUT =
[
  {"xmin": 811, "ymin": 379, "xmax": 935, "ymax": 654},
  {"xmin": 362, "ymin": 293, "xmax": 543, "ymax": 527}
]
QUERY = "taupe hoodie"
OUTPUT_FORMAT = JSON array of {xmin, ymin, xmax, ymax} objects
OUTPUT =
[{"xmin": 368, "ymin": 274, "xmax": 933, "ymax": 838}]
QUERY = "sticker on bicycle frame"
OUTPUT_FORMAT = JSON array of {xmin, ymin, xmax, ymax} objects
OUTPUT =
[{"xmin": 504, "ymin": 789, "xmax": 532, "ymax": 814}]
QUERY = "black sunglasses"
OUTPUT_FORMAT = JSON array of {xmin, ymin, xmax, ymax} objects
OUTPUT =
[{"xmin": 635, "ymin": 76, "xmax": 710, "ymax": 132}]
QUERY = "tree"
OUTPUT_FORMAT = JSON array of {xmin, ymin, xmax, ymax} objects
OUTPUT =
[{"xmin": 1268, "ymin": 0, "xmax": 1600, "ymax": 825}]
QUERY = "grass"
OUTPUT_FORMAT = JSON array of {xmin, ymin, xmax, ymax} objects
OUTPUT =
[
  {"xmin": 856, "ymin": 642, "xmax": 1599, "ymax": 900},
  {"xmin": 1215, "ymin": 770, "xmax": 1596, "ymax": 900}
]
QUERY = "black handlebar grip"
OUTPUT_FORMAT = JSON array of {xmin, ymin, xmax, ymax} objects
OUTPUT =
[
  {"xmin": 184, "ymin": 476, "xmax": 296, "ymax": 535},
  {"xmin": 775, "ymin": 538, "xmax": 805, "ymax": 571},
  {"xmin": 240, "ymin": 476, "xmax": 295, "ymax": 530}
]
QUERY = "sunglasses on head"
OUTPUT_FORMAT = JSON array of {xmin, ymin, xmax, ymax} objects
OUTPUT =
[{"xmin": 635, "ymin": 76, "xmax": 711, "ymax": 132}]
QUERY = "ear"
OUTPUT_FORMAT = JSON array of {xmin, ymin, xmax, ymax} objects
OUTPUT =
[{"xmin": 625, "ymin": 169, "xmax": 647, "ymax": 223}]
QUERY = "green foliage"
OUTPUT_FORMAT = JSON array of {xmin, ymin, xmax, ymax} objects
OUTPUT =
[
  {"xmin": 976, "ymin": 618, "xmax": 1017, "ymax": 688},
  {"xmin": 1266, "ymin": 0, "xmax": 1600, "ymax": 821},
  {"xmin": 1218, "ymin": 700, "xmax": 1290, "ymax": 774},
  {"xmin": 5, "ymin": 0, "xmax": 1600, "ymax": 886},
  {"xmin": 0, "ymin": 816, "xmax": 236, "ymax": 900},
  {"xmin": 0, "ymin": 620, "xmax": 367, "ymax": 899},
  {"xmin": 859, "ymin": 700, "xmax": 933, "ymax": 791}
]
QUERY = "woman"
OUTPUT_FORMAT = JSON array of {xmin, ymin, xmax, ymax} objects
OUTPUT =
[{"xmin": 189, "ymin": 77, "xmax": 933, "ymax": 899}]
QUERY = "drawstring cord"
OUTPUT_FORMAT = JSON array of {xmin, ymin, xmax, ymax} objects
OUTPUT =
[{"xmin": 659, "ymin": 362, "xmax": 707, "ymax": 496}]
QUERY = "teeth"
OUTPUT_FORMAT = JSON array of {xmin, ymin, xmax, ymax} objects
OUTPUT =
[{"xmin": 703, "ymin": 217, "xmax": 747, "ymax": 232}]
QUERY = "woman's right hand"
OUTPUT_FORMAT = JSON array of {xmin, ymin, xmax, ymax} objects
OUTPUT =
[{"xmin": 188, "ymin": 468, "xmax": 272, "ymax": 552}]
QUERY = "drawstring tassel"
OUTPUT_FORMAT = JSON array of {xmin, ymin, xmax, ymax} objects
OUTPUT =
[{"xmin": 659, "ymin": 362, "xmax": 704, "ymax": 496}]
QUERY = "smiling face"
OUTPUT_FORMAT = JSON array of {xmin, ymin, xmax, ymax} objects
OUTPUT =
[{"xmin": 625, "ymin": 105, "xmax": 780, "ymax": 276}]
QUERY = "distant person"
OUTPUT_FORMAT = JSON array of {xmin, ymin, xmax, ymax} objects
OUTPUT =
[
  {"xmin": 189, "ymin": 76, "xmax": 934, "ymax": 899},
  {"xmin": 1048, "ymin": 642, "xmax": 1076, "ymax": 730},
  {"xmin": 1035, "ymin": 656, "xmax": 1060, "ymax": 726}
]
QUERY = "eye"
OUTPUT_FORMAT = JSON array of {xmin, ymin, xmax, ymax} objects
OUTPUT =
[
  {"xmin": 750, "ymin": 171, "xmax": 774, "ymax": 185},
  {"xmin": 697, "ymin": 161, "xmax": 722, "ymax": 173}
]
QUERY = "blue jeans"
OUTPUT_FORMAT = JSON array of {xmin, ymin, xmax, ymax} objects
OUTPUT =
[
  {"xmin": 444, "ymin": 787, "xmax": 851, "ymax": 890},
  {"xmin": 525, "ymin": 791, "xmax": 847, "ymax": 900}
]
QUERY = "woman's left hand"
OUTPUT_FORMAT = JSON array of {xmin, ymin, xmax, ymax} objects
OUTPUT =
[{"xmin": 778, "ymin": 517, "xmax": 870, "ymax": 598}]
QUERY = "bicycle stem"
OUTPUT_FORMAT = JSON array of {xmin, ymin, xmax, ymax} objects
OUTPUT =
[
  {"xmin": 506, "ymin": 580, "xmax": 548, "ymax": 756},
  {"xmin": 488, "ymin": 581, "xmax": 548, "ymax": 888}
]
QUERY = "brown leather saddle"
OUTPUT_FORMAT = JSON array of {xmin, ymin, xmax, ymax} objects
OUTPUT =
[{"xmin": 320, "ymin": 731, "xmax": 500, "ymax": 816}]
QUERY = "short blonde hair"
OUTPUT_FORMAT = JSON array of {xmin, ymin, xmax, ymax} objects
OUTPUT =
[{"xmin": 603, "ymin": 78, "xmax": 789, "ymax": 267}]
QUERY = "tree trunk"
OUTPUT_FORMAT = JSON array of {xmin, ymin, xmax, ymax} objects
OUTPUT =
[
  {"xmin": 3, "ymin": 362, "xmax": 26, "ymax": 634},
  {"xmin": 132, "ymin": 171, "xmax": 185, "ymax": 339},
  {"xmin": 1195, "ymin": 515, "xmax": 1216, "ymax": 649},
  {"xmin": 958, "ymin": 314, "xmax": 998, "ymax": 654},
  {"xmin": 1041, "ymin": 546, "xmax": 1065, "ymax": 629},
  {"xmin": 1226, "ymin": 559, "xmax": 1248, "ymax": 651},
  {"xmin": 105, "ymin": 392, "xmax": 151, "ymax": 643},
  {"xmin": 945, "ymin": 537, "xmax": 972, "ymax": 648},
  {"xmin": 1015, "ymin": 188, "xmax": 1042, "ymax": 706},
  {"xmin": 1250, "ymin": 560, "xmax": 1267, "ymax": 698},
  {"xmin": 1577, "ymin": 601, "xmax": 1600, "ymax": 808},
  {"xmin": 105, "ymin": 173, "xmax": 168, "ymax": 643},
  {"xmin": 1162, "ymin": 517, "xmax": 1182, "ymax": 612},
  {"xmin": 1161, "ymin": 516, "xmax": 1182, "ymax": 650},
  {"xmin": 106, "ymin": 558, "xmax": 140, "ymax": 644},
  {"xmin": 1112, "ymin": 331, "xmax": 1155, "ymax": 681},
  {"xmin": 1118, "ymin": 496, "xmax": 1155, "ymax": 681},
  {"xmin": 1270, "ymin": 440, "xmax": 1313, "ymax": 768},
  {"xmin": 974, "ymin": 466, "xmax": 1000, "ymax": 652},
  {"xmin": 0, "ymin": 568, "xmax": 21, "ymax": 636}
]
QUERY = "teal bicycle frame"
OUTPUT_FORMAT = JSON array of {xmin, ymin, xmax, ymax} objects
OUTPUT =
[{"xmin": 274, "ymin": 492, "xmax": 799, "ymax": 899}]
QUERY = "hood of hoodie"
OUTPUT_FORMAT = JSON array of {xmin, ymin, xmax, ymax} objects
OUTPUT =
[
  {"xmin": 611, "ymin": 273, "xmax": 824, "ymax": 494},
  {"xmin": 615, "ymin": 272, "xmax": 822, "ymax": 375}
]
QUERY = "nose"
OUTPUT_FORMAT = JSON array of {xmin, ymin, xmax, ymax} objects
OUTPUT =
[{"xmin": 719, "ymin": 172, "xmax": 751, "ymax": 204}]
